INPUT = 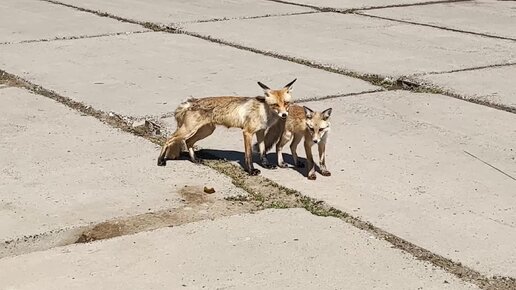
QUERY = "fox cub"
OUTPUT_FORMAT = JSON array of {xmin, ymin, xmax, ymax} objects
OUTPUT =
[
  {"xmin": 157, "ymin": 79, "xmax": 297, "ymax": 176},
  {"xmin": 262, "ymin": 105, "xmax": 332, "ymax": 180}
]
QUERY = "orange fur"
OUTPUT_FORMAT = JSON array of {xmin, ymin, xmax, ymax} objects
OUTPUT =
[{"xmin": 157, "ymin": 80, "xmax": 297, "ymax": 175}]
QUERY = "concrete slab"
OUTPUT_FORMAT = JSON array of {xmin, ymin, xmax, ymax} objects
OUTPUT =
[
  {"xmin": 190, "ymin": 91, "xmax": 516, "ymax": 277},
  {"xmin": 183, "ymin": 13, "xmax": 516, "ymax": 78},
  {"xmin": 363, "ymin": 0, "xmax": 516, "ymax": 40},
  {"xmin": 0, "ymin": 87, "xmax": 245, "ymax": 242},
  {"xmin": 283, "ymin": 0, "xmax": 444, "ymax": 10},
  {"xmin": 0, "ymin": 209, "xmax": 477, "ymax": 290},
  {"xmin": 55, "ymin": 0, "xmax": 313, "ymax": 25},
  {"xmin": 415, "ymin": 65, "xmax": 516, "ymax": 110},
  {"xmin": 0, "ymin": 0, "xmax": 144, "ymax": 44},
  {"xmin": 0, "ymin": 32, "xmax": 378, "ymax": 118}
]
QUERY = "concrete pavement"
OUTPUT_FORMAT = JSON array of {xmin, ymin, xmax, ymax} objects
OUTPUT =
[
  {"xmin": 0, "ymin": 209, "xmax": 477, "ymax": 290},
  {"xmin": 196, "ymin": 90, "xmax": 516, "ymax": 277},
  {"xmin": 1, "ymin": 0, "xmax": 515, "ymax": 288},
  {"xmin": 0, "ymin": 32, "xmax": 377, "ymax": 118},
  {"xmin": 0, "ymin": 0, "xmax": 145, "ymax": 44}
]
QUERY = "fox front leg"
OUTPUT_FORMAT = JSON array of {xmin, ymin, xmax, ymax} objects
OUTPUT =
[
  {"xmin": 256, "ymin": 129, "xmax": 276, "ymax": 169},
  {"xmin": 318, "ymin": 141, "xmax": 331, "ymax": 176},
  {"xmin": 304, "ymin": 139, "xmax": 316, "ymax": 180},
  {"xmin": 243, "ymin": 131, "xmax": 261, "ymax": 176}
]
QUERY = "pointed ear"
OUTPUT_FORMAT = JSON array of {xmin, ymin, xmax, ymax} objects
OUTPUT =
[
  {"xmin": 256, "ymin": 95, "xmax": 266, "ymax": 102},
  {"xmin": 322, "ymin": 108, "xmax": 332, "ymax": 120},
  {"xmin": 284, "ymin": 78, "xmax": 297, "ymax": 92},
  {"xmin": 303, "ymin": 106, "xmax": 314, "ymax": 119},
  {"xmin": 257, "ymin": 81, "xmax": 270, "ymax": 91}
]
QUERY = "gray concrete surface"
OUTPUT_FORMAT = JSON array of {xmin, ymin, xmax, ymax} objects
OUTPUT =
[
  {"xmin": 0, "ymin": 209, "xmax": 477, "ymax": 290},
  {"xmin": 283, "ymin": 0, "xmax": 445, "ymax": 9},
  {"xmin": 55, "ymin": 0, "xmax": 313, "ymax": 25},
  {"xmin": 414, "ymin": 65, "xmax": 516, "ymax": 110},
  {"xmin": 363, "ymin": 0, "xmax": 516, "ymax": 39},
  {"xmin": 0, "ymin": 87, "xmax": 245, "ymax": 242},
  {"xmin": 0, "ymin": 0, "xmax": 144, "ymax": 44},
  {"xmin": 194, "ymin": 90, "xmax": 516, "ymax": 277},
  {"xmin": 183, "ymin": 13, "xmax": 516, "ymax": 77},
  {"xmin": 1, "ymin": 0, "xmax": 515, "ymax": 286},
  {"xmin": 0, "ymin": 32, "xmax": 377, "ymax": 118}
]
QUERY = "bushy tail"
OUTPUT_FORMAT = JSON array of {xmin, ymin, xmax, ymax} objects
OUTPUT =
[
  {"xmin": 253, "ymin": 119, "xmax": 285, "ymax": 153},
  {"xmin": 174, "ymin": 98, "xmax": 197, "ymax": 128}
]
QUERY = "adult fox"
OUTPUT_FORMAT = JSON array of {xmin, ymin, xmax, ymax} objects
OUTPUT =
[{"xmin": 157, "ymin": 79, "xmax": 297, "ymax": 176}]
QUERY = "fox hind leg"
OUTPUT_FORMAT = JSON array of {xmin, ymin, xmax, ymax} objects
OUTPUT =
[{"xmin": 185, "ymin": 124, "xmax": 216, "ymax": 163}]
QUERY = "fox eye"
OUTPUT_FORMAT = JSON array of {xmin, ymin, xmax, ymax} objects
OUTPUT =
[{"xmin": 284, "ymin": 102, "xmax": 290, "ymax": 106}]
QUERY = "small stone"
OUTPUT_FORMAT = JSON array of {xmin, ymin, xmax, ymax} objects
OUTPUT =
[{"xmin": 203, "ymin": 186, "xmax": 215, "ymax": 194}]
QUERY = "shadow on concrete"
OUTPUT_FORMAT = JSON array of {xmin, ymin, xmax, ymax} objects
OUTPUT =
[{"xmin": 196, "ymin": 149, "xmax": 309, "ymax": 177}]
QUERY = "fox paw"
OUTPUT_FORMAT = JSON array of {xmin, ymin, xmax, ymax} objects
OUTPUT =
[
  {"xmin": 249, "ymin": 169, "xmax": 261, "ymax": 176},
  {"xmin": 278, "ymin": 162, "xmax": 289, "ymax": 168},
  {"xmin": 307, "ymin": 173, "xmax": 317, "ymax": 180},
  {"xmin": 262, "ymin": 163, "xmax": 277, "ymax": 170},
  {"xmin": 321, "ymin": 170, "xmax": 331, "ymax": 177},
  {"xmin": 191, "ymin": 158, "xmax": 202, "ymax": 164},
  {"xmin": 157, "ymin": 158, "xmax": 166, "ymax": 166}
]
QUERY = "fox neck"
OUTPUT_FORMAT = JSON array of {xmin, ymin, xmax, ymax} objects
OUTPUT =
[{"xmin": 263, "ymin": 103, "xmax": 282, "ymax": 126}]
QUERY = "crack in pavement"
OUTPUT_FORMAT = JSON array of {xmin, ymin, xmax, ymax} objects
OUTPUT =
[
  {"xmin": 1, "ymin": 68, "xmax": 515, "ymax": 289},
  {"xmin": 190, "ymin": 10, "xmax": 320, "ymax": 24},
  {"xmin": 266, "ymin": 0, "xmax": 473, "ymax": 13},
  {"xmin": 412, "ymin": 62, "xmax": 516, "ymax": 76},
  {"xmin": 37, "ymin": 0, "xmax": 516, "ymax": 116},
  {"xmin": 463, "ymin": 151, "xmax": 516, "ymax": 182},
  {"xmin": 355, "ymin": 12, "xmax": 516, "ymax": 42},
  {"xmin": 40, "ymin": 0, "xmax": 176, "ymax": 32},
  {"xmin": 0, "ymin": 30, "xmax": 150, "ymax": 45},
  {"xmin": 2, "ymin": 198, "xmax": 256, "ymax": 259}
]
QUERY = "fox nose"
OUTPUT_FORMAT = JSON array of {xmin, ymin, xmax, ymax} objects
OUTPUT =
[
  {"xmin": 279, "ymin": 112, "xmax": 288, "ymax": 119},
  {"xmin": 313, "ymin": 139, "xmax": 319, "ymax": 144}
]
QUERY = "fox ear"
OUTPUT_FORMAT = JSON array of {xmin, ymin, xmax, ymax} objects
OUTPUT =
[
  {"xmin": 322, "ymin": 108, "xmax": 332, "ymax": 120},
  {"xmin": 284, "ymin": 78, "xmax": 297, "ymax": 92},
  {"xmin": 256, "ymin": 96, "xmax": 266, "ymax": 102},
  {"xmin": 257, "ymin": 81, "xmax": 270, "ymax": 91},
  {"xmin": 303, "ymin": 106, "xmax": 314, "ymax": 119}
]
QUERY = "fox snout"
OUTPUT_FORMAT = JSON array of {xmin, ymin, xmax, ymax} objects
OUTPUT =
[
  {"xmin": 313, "ymin": 138, "xmax": 320, "ymax": 144},
  {"xmin": 279, "ymin": 112, "xmax": 288, "ymax": 119}
]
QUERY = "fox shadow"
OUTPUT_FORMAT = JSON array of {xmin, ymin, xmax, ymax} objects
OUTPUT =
[{"xmin": 193, "ymin": 149, "xmax": 309, "ymax": 176}]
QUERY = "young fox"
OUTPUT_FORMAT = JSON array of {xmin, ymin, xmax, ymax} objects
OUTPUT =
[
  {"xmin": 157, "ymin": 79, "xmax": 296, "ymax": 176},
  {"xmin": 262, "ymin": 105, "xmax": 332, "ymax": 180}
]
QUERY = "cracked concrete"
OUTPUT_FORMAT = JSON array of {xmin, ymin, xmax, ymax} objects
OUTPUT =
[
  {"xmin": 182, "ymin": 13, "xmax": 516, "ymax": 78},
  {"xmin": 194, "ymin": 91, "xmax": 516, "ymax": 278},
  {"xmin": 1, "ymin": 0, "xmax": 515, "ymax": 288},
  {"xmin": 0, "ymin": 0, "xmax": 144, "ymax": 44},
  {"xmin": 0, "ymin": 32, "xmax": 377, "ymax": 118},
  {"xmin": 413, "ymin": 65, "xmax": 516, "ymax": 110},
  {"xmin": 0, "ymin": 87, "xmax": 247, "ymax": 254},
  {"xmin": 0, "ymin": 209, "xmax": 478, "ymax": 290},
  {"xmin": 268, "ymin": 0, "xmax": 470, "ymax": 11},
  {"xmin": 362, "ymin": 0, "xmax": 516, "ymax": 40},
  {"xmin": 50, "ymin": 0, "xmax": 314, "ymax": 25}
]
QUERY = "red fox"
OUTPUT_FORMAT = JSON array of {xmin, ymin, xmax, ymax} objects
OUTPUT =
[
  {"xmin": 260, "ymin": 105, "xmax": 332, "ymax": 180},
  {"xmin": 157, "ymin": 79, "xmax": 297, "ymax": 176}
]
